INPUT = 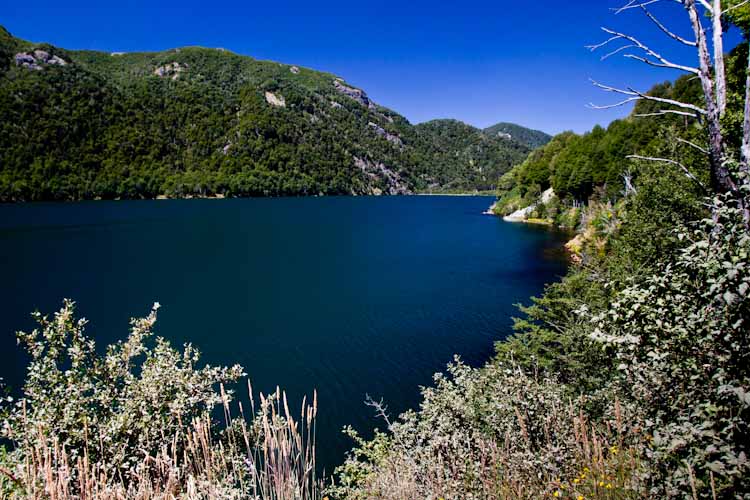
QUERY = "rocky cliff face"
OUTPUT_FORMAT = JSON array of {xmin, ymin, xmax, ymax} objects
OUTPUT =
[
  {"xmin": 354, "ymin": 156, "xmax": 411, "ymax": 195},
  {"xmin": 368, "ymin": 122, "xmax": 403, "ymax": 147},
  {"xmin": 333, "ymin": 79, "xmax": 376, "ymax": 109},
  {"xmin": 14, "ymin": 50, "xmax": 67, "ymax": 70}
]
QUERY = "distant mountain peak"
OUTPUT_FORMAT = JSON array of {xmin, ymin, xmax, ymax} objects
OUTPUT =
[{"xmin": 483, "ymin": 122, "xmax": 552, "ymax": 149}]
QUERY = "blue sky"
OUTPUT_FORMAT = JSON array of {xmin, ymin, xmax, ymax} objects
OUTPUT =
[{"xmin": 2, "ymin": 0, "xmax": 743, "ymax": 134}]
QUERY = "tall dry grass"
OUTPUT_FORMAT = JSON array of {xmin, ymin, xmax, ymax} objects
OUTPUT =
[
  {"xmin": 338, "ymin": 395, "xmax": 646, "ymax": 500},
  {"xmin": 2, "ymin": 383, "xmax": 323, "ymax": 500}
]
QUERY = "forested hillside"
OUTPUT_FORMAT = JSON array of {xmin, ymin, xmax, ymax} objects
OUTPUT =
[
  {"xmin": 492, "ymin": 63, "xmax": 722, "ymax": 219},
  {"xmin": 483, "ymin": 121, "xmax": 552, "ymax": 149},
  {"xmin": 0, "ymin": 26, "xmax": 538, "ymax": 201},
  {"xmin": 413, "ymin": 119, "xmax": 531, "ymax": 192}
]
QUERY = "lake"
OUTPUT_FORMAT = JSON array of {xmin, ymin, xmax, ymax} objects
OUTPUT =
[{"xmin": 0, "ymin": 195, "xmax": 568, "ymax": 472}]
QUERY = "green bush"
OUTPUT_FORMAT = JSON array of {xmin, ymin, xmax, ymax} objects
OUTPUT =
[
  {"xmin": 589, "ymin": 199, "xmax": 750, "ymax": 498},
  {"xmin": 331, "ymin": 358, "xmax": 645, "ymax": 499},
  {"xmin": 3, "ymin": 300, "xmax": 244, "ymax": 480}
]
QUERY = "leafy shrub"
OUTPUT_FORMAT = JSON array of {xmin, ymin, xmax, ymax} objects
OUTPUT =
[
  {"xmin": 0, "ymin": 300, "xmax": 323, "ymax": 499},
  {"xmin": 3, "ymin": 300, "xmax": 244, "ymax": 479},
  {"xmin": 330, "ymin": 358, "xmax": 645, "ymax": 499},
  {"xmin": 589, "ymin": 199, "xmax": 750, "ymax": 498}
]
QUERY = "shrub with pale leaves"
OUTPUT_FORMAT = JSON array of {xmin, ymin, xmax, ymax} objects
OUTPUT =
[
  {"xmin": 589, "ymin": 198, "xmax": 750, "ymax": 498},
  {"xmin": 3, "ymin": 300, "xmax": 244, "ymax": 486}
]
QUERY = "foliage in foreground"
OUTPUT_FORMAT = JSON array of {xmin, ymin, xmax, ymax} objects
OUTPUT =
[
  {"xmin": 590, "ymin": 199, "xmax": 750, "ymax": 497},
  {"xmin": 331, "ymin": 186, "xmax": 750, "ymax": 499},
  {"xmin": 330, "ymin": 359, "xmax": 644, "ymax": 499},
  {"xmin": 0, "ymin": 302, "xmax": 321, "ymax": 499}
]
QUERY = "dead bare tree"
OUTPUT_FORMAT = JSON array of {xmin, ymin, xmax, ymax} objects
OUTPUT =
[{"xmin": 588, "ymin": 0, "xmax": 750, "ymax": 222}]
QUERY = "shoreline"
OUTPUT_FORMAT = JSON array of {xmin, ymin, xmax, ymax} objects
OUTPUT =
[
  {"xmin": 1, "ymin": 193, "xmax": 498, "ymax": 204},
  {"xmin": 484, "ymin": 201, "xmax": 577, "ymax": 261},
  {"xmin": 416, "ymin": 192, "xmax": 496, "ymax": 197}
]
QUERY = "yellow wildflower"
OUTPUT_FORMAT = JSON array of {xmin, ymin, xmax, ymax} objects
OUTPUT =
[
  {"xmin": 553, "ymin": 491, "xmax": 560, "ymax": 497},
  {"xmin": 606, "ymin": 484, "xmax": 613, "ymax": 489}
]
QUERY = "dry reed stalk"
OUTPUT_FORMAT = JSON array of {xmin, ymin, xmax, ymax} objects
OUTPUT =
[{"xmin": 5, "ymin": 382, "xmax": 322, "ymax": 500}]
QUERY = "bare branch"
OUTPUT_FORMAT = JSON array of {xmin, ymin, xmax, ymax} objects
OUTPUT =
[
  {"xmin": 589, "ymin": 79, "xmax": 707, "ymax": 115},
  {"xmin": 634, "ymin": 109, "xmax": 699, "ymax": 117},
  {"xmin": 590, "ymin": 27, "xmax": 700, "ymax": 74},
  {"xmin": 723, "ymin": 0, "xmax": 750, "ymax": 13},
  {"xmin": 627, "ymin": 154, "xmax": 708, "ymax": 191},
  {"xmin": 640, "ymin": 6, "xmax": 697, "ymax": 46},
  {"xmin": 600, "ymin": 44, "xmax": 637, "ymax": 61},
  {"xmin": 364, "ymin": 394, "xmax": 393, "ymax": 429},
  {"xmin": 624, "ymin": 53, "xmax": 698, "ymax": 73},
  {"xmin": 613, "ymin": 0, "xmax": 664, "ymax": 14},
  {"xmin": 588, "ymin": 97, "xmax": 641, "ymax": 110},
  {"xmin": 586, "ymin": 35, "xmax": 625, "ymax": 52},
  {"xmin": 676, "ymin": 137, "xmax": 709, "ymax": 154},
  {"xmin": 629, "ymin": 87, "xmax": 707, "ymax": 114}
]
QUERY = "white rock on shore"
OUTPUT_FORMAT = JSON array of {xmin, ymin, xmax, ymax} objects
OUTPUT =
[
  {"xmin": 502, "ymin": 187, "xmax": 556, "ymax": 222},
  {"xmin": 503, "ymin": 205, "xmax": 535, "ymax": 222}
]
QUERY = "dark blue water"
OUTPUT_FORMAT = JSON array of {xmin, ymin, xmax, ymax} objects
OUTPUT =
[{"xmin": 0, "ymin": 195, "xmax": 568, "ymax": 471}]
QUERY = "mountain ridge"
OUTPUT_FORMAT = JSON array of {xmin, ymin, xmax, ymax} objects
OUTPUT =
[{"xmin": 0, "ymin": 26, "xmax": 543, "ymax": 200}]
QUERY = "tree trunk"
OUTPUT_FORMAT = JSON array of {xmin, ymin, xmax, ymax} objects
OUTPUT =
[
  {"xmin": 685, "ymin": 0, "xmax": 737, "ymax": 194},
  {"xmin": 713, "ymin": 0, "xmax": 727, "ymax": 115},
  {"xmin": 742, "ymin": 45, "xmax": 750, "ymax": 175},
  {"xmin": 742, "ymin": 46, "xmax": 750, "ymax": 223}
]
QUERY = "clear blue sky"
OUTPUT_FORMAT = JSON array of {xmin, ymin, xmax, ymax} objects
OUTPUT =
[{"xmin": 1, "ymin": 1, "xmax": 742, "ymax": 134}]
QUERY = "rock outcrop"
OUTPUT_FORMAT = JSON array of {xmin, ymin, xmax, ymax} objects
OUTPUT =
[
  {"xmin": 354, "ymin": 156, "xmax": 411, "ymax": 195},
  {"xmin": 333, "ymin": 79, "xmax": 376, "ymax": 110},
  {"xmin": 367, "ymin": 122, "xmax": 403, "ymax": 147},
  {"xmin": 264, "ymin": 91, "xmax": 286, "ymax": 107},
  {"xmin": 502, "ymin": 205, "xmax": 535, "ymax": 222},
  {"xmin": 540, "ymin": 187, "xmax": 555, "ymax": 204},
  {"xmin": 14, "ymin": 50, "xmax": 67, "ymax": 70},
  {"xmin": 502, "ymin": 188, "xmax": 556, "ymax": 222},
  {"xmin": 153, "ymin": 62, "xmax": 187, "ymax": 80}
]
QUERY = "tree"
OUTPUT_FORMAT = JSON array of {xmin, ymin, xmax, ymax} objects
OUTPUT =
[{"xmin": 588, "ymin": 0, "xmax": 750, "ymax": 222}]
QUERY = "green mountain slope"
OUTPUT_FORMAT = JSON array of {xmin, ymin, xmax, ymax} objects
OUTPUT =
[
  {"xmin": 412, "ymin": 119, "xmax": 530, "ymax": 192},
  {"xmin": 491, "ymin": 67, "xmax": 724, "ymax": 218},
  {"xmin": 0, "ymin": 26, "xmax": 533, "ymax": 201},
  {"xmin": 483, "ymin": 122, "xmax": 552, "ymax": 149}
]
